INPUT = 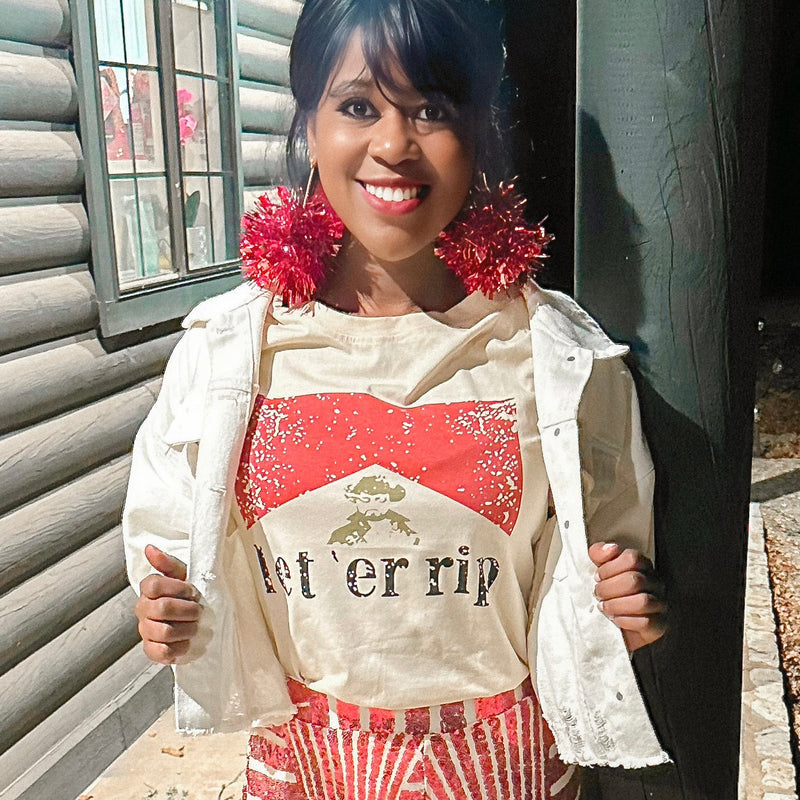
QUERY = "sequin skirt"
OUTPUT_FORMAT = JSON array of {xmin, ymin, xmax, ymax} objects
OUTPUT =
[{"xmin": 243, "ymin": 677, "xmax": 581, "ymax": 800}]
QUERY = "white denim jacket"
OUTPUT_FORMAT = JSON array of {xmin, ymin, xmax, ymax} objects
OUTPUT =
[{"xmin": 122, "ymin": 281, "xmax": 670, "ymax": 769}]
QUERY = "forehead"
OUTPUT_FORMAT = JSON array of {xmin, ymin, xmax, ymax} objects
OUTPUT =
[{"xmin": 323, "ymin": 30, "xmax": 421, "ymax": 103}]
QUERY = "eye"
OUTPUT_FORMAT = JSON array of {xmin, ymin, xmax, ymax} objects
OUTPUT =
[
  {"xmin": 416, "ymin": 100, "xmax": 454, "ymax": 123},
  {"xmin": 338, "ymin": 98, "xmax": 376, "ymax": 119}
]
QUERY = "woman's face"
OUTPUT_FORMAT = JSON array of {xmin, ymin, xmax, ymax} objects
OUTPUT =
[{"xmin": 306, "ymin": 31, "xmax": 475, "ymax": 266}]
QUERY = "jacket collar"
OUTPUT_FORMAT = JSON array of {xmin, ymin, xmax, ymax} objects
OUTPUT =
[
  {"xmin": 182, "ymin": 280, "xmax": 628, "ymax": 361},
  {"xmin": 182, "ymin": 281, "xmax": 274, "ymax": 329},
  {"xmin": 524, "ymin": 284, "xmax": 629, "ymax": 360}
]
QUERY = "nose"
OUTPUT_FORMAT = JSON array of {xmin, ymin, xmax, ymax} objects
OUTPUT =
[{"xmin": 367, "ymin": 109, "xmax": 420, "ymax": 165}]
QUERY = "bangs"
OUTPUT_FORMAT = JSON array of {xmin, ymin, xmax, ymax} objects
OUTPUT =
[{"xmin": 359, "ymin": 2, "xmax": 478, "ymax": 108}]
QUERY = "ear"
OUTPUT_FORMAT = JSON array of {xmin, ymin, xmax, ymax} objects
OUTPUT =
[{"xmin": 306, "ymin": 114, "xmax": 317, "ymax": 163}]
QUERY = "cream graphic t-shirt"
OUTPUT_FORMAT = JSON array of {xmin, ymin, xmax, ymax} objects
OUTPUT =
[{"xmin": 235, "ymin": 289, "xmax": 551, "ymax": 710}]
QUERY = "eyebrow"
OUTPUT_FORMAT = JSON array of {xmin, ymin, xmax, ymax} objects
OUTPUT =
[{"xmin": 326, "ymin": 78, "xmax": 376, "ymax": 98}]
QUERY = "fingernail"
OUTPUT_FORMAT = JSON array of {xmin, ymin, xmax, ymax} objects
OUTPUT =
[
  {"xmin": 602, "ymin": 542, "xmax": 617, "ymax": 552},
  {"xmin": 597, "ymin": 600, "xmax": 605, "ymax": 612},
  {"xmin": 593, "ymin": 570, "xmax": 601, "ymax": 582}
]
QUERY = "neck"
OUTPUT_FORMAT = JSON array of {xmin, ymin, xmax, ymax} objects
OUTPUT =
[{"xmin": 319, "ymin": 236, "xmax": 466, "ymax": 317}]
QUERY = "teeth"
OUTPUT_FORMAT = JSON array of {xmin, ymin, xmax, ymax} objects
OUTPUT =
[{"xmin": 364, "ymin": 183, "xmax": 421, "ymax": 202}]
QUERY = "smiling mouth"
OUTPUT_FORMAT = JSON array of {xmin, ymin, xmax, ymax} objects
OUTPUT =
[{"xmin": 359, "ymin": 182, "xmax": 430, "ymax": 203}]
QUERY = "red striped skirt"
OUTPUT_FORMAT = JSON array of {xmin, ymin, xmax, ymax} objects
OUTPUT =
[{"xmin": 243, "ymin": 678, "xmax": 581, "ymax": 800}]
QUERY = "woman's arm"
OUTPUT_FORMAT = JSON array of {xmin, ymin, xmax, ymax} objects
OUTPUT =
[
  {"xmin": 123, "ymin": 325, "xmax": 209, "ymax": 663},
  {"xmin": 579, "ymin": 358, "xmax": 667, "ymax": 651}
]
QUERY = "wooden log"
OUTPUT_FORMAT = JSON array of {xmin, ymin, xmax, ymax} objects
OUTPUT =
[
  {"xmin": 242, "ymin": 135, "xmax": 287, "ymax": 186},
  {"xmin": 0, "ymin": 331, "xmax": 178, "ymax": 434},
  {"xmin": 0, "ymin": 456, "xmax": 131, "ymax": 595},
  {"xmin": 0, "ymin": 130, "xmax": 83, "ymax": 198},
  {"xmin": 0, "ymin": 527, "xmax": 127, "ymax": 676},
  {"xmin": 239, "ymin": 85, "xmax": 294, "ymax": 134},
  {"xmin": 0, "ymin": 0, "xmax": 70, "ymax": 48},
  {"xmin": 0, "ymin": 647, "xmax": 169, "ymax": 800},
  {"xmin": 0, "ymin": 202, "xmax": 90, "ymax": 275},
  {"xmin": 237, "ymin": 33, "xmax": 290, "ymax": 87},
  {"xmin": 0, "ymin": 379, "xmax": 159, "ymax": 516},
  {"xmin": 237, "ymin": 0, "xmax": 301, "ymax": 39},
  {"xmin": 0, "ymin": 587, "xmax": 140, "ymax": 754},
  {"xmin": 0, "ymin": 271, "xmax": 97, "ymax": 355},
  {"xmin": 0, "ymin": 50, "xmax": 77, "ymax": 123}
]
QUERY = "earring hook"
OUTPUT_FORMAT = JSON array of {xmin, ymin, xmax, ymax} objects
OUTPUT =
[{"xmin": 303, "ymin": 161, "xmax": 318, "ymax": 207}]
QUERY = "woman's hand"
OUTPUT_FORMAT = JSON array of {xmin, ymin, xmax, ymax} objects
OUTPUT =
[
  {"xmin": 135, "ymin": 545, "xmax": 202, "ymax": 664},
  {"xmin": 588, "ymin": 542, "xmax": 667, "ymax": 652}
]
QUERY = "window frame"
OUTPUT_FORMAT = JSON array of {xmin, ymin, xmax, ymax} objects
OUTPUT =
[{"xmin": 72, "ymin": 0, "xmax": 245, "ymax": 336}]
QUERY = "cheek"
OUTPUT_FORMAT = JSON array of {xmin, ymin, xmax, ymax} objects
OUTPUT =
[{"xmin": 442, "ymin": 138, "xmax": 476, "ymax": 200}]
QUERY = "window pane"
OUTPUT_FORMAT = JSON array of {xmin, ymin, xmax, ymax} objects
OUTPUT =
[
  {"xmin": 94, "ymin": 0, "xmax": 126, "ymax": 62},
  {"xmin": 95, "ymin": 0, "xmax": 156, "ymax": 66},
  {"xmin": 110, "ymin": 178, "xmax": 142, "ymax": 284},
  {"xmin": 183, "ymin": 176, "xmax": 211, "ymax": 270},
  {"xmin": 137, "ymin": 178, "xmax": 173, "ymax": 279},
  {"xmin": 130, "ymin": 69, "xmax": 165, "ymax": 172},
  {"xmin": 172, "ymin": 0, "xmax": 202, "ymax": 74},
  {"xmin": 122, "ymin": 0, "xmax": 156, "ymax": 66},
  {"xmin": 203, "ymin": 80, "xmax": 222, "ymax": 172},
  {"xmin": 200, "ymin": 0, "xmax": 218, "ymax": 76},
  {"xmin": 208, "ymin": 175, "xmax": 235, "ymax": 262},
  {"xmin": 100, "ymin": 66, "xmax": 134, "ymax": 174},
  {"xmin": 112, "ymin": 177, "xmax": 175, "ymax": 288},
  {"xmin": 176, "ymin": 75, "xmax": 207, "ymax": 171}
]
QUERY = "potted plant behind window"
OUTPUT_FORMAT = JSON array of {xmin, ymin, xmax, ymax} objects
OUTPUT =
[{"xmin": 177, "ymin": 89, "xmax": 209, "ymax": 268}]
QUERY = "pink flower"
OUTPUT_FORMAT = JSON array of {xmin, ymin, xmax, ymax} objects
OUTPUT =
[
  {"xmin": 176, "ymin": 88, "xmax": 194, "ymax": 107},
  {"xmin": 179, "ymin": 113, "xmax": 197, "ymax": 146}
]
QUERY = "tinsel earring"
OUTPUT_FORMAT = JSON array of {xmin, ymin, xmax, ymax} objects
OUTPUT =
[
  {"xmin": 240, "ymin": 161, "xmax": 344, "ymax": 307},
  {"xmin": 434, "ymin": 182, "xmax": 553, "ymax": 297}
]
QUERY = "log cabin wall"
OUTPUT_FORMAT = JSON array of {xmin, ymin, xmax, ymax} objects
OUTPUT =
[{"xmin": 0, "ymin": 1, "xmax": 300, "ymax": 798}]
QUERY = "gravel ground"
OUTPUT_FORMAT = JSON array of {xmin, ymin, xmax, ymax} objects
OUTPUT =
[{"xmin": 754, "ymin": 313, "xmax": 800, "ymax": 787}]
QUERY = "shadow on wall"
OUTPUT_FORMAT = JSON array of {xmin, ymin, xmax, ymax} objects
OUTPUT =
[{"xmin": 575, "ymin": 110, "xmax": 746, "ymax": 799}]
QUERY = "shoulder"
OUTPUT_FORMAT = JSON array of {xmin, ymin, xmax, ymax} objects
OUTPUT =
[
  {"xmin": 182, "ymin": 281, "xmax": 273, "ymax": 329},
  {"xmin": 523, "ymin": 283, "xmax": 629, "ymax": 360}
]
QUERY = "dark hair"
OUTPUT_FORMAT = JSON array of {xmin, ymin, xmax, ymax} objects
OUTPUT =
[{"xmin": 287, "ymin": 0, "xmax": 507, "ymax": 189}]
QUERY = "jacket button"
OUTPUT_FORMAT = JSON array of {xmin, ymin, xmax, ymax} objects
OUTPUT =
[
  {"xmin": 563, "ymin": 520, "xmax": 570, "ymax": 529},
  {"xmin": 567, "ymin": 356, "xmax": 576, "ymax": 362},
  {"xmin": 554, "ymin": 428, "xmax": 560, "ymax": 436}
]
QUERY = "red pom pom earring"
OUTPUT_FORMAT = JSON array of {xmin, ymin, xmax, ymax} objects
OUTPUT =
[
  {"xmin": 240, "ymin": 163, "xmax": 344, "ymax": 308},
  {"xmin": 434, "ymin": 183, "xmax": 553, "ymax": 297}
]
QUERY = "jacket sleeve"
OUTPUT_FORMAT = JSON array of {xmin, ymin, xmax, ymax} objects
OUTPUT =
[
  {"xmin": 122, "ymin": 325, "xmax": 209, "ymax": 592},
  {"xmin": 577, "ymin": 357, "xmax": 656, "ymax": 562}
]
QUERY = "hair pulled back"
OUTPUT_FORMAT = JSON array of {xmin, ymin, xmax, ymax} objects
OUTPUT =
[{"xmin": 287, "ymin": 0, "xmax": 507, "ymax": 189}]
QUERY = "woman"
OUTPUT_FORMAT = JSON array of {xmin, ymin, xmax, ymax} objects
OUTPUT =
[{"xmin": 124, "ymin": 1, "xmax": 669, "ymax": 797}]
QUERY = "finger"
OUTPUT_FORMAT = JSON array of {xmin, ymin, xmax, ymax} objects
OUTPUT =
[
  {"xmin": 135, "ymin": 595, "xmax": 202, "ymax": 623},
  {"xmin": 144, "ymin": 544, "xmax": 188, "ymax": 581},
  {"xmin": 587, "ymin": 542, "xmax": 620, "ymax": 567},
  {"xmin": 622, "ymin": 626, "xmax": 668, "ymax": 652},
  {"xmin": 595, "ymin": 548, "xmax": 653, "ymax": 582},
  {"xmin": 142, "ymin": 639, "xmax": 191, "ymax": 665},
  {"xmin": 594, "ymin": 571, "xmax": 663, "ymax": 601},
  {"xmin": 598, "ymin": 593, "xmax": 667, "ymax": 618},
  {"xmin": 140, "ymin": 573, "xmax": 199, "ymax": 603},
  {"xmin": 139, "ymin": 619, "xmax": 199, "ymax": 644},
  {"xmin": 612, "ymin": 614, "xmax": 668, "ymax": 635}
]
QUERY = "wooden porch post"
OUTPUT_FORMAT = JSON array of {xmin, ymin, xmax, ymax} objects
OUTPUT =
[{"xmin": 574, "ymin": 0, "xmax": 773, "ymax": 796}]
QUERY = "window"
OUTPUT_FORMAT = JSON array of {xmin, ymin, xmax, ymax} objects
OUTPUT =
[{"xmin": 73, "ymin": 0, "xmax": 243, "ymax": 335}]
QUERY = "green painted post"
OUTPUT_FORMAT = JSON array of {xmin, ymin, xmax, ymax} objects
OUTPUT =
[{"xmin": 574, "ymin": 1, "xmax": 772, "ymax": 797}]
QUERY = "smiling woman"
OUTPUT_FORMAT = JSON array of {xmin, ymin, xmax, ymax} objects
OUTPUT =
[
  {"xmin": 122, "ymin": 1, "xmax": 670, "ymax": 798},
  {"xmin": 307, "ymin": 30, "xmax": 474, "ymax": 309}
]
